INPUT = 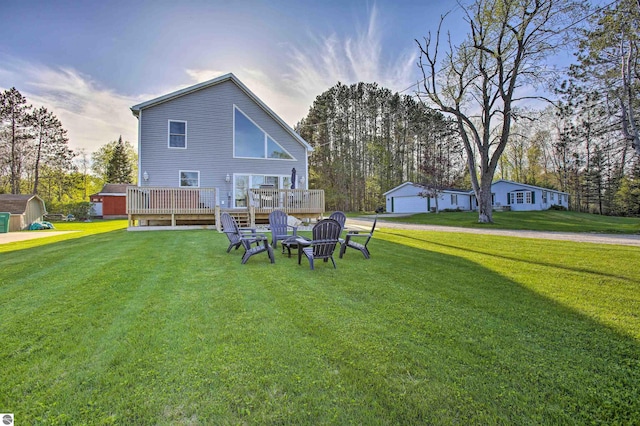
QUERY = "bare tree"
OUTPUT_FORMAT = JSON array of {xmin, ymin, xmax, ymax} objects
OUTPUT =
[{"xmin": 416, "ymin": 0, "xmax": 579, "ymax": 222}]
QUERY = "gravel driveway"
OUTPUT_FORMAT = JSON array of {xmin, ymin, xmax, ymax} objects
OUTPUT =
[{"xmin": 347, "ymin": 216, "xmax": 640, "ymax": 247}]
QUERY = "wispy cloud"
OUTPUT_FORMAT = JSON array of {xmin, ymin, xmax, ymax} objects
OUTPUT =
[
  {"xmin": 182, "ymin": 6, "xmax": 419, "ymax": 127},
  {"xmin": 0, "ymin": 58, "xmax": 140, "ymax": 153},
  {"xmin": 284, "ymin": 5, "xmax": 418, "ymax": 113}
]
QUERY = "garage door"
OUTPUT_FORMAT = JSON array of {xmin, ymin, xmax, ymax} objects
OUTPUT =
[{"xmin": 392, "ymin": 196, "xmax": 427, "ymax": 213}]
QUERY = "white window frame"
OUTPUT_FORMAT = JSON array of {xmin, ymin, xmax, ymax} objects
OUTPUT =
[
  {"xmin": 526, "ymin": 191, "xmax": 532, "ymax": 204},
  {"xmin": 450, "ymin": 194, "xmax": 458, "ymax": 205},
  {"xmin": 233, "ymin": 105, "xmax": 295, "ymax": 161},
  {"xmin": 168, "ymin": 120, "xmax": 187, "ymax": 149},
  {"xmin": 232, "ymin": 173, "xmax": 290, "ymax": 207},
  {"xmin": 179, "ymin": 170, "xmax": 200, "ymax": 187},
  {"xmin": 516, "ymin": 192, "xmax": 524, "ymax": 204}
]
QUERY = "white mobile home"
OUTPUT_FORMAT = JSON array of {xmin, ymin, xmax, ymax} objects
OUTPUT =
[{"xmin": 488, "ymin": 180, "xmax": 569, "ymax": 211}]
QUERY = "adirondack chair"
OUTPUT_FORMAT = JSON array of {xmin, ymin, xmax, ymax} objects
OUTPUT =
[
  {"xmin": 339, "ymin": 216, "xmax": 377, "ymax": 259},
  {"xmin": 299, "ymin": 218, "xmax": 341, "ymax": 270},
  {"xmin": 329, "ymin": 211, "xmax": 347, "ymax": 243},
  {"xmin": 268, "ymin": 209, "xmax": 296, "ymax": 248},
  {"xmin": 220, "ymin": 212, "xmax": 274, "ymax": 264},
  {"xmin": 328, "ymin": 211, "xmax": 346, "ymax": 231}
]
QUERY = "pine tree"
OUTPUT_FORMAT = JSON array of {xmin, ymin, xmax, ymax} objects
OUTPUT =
[
  {"xmin": 106, "ymin": 136, "xmax": 133, "ymax": 184},
  {"xmin": 0, "ymin": 87, "xmax": 32, "ymax": 194},
  {"xmin": 30, "ymin": 106, "xmax": 70, "ymax": 195}
]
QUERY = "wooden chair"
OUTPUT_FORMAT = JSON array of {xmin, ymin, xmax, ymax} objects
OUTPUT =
[
  {"xmin": 268, "ymin": 209, "xmax": 296, "ymax": 248},
  {"xmin": 220, "ymin": 212, "xmax": 275, "ymax": 264},
  {"xmin": 339, "ymin": 216, "xmax": 377, "ymax": 259},
  {"xmin": 299, "ymin": 219, "xmax": 341, "ymax": 270}
]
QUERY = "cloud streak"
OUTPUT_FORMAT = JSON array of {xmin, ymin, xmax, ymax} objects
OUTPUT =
[
  {"xmin": 0, "ymin": 58, "xmax": 140, "ymax": 153},
  {"xmin": 284, "ymin": 5, "xmax": 418, "ymax": 115}
]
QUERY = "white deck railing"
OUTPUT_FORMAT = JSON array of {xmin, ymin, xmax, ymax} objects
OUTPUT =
[
  {"xmin": 248, "ymin": 188, "xmax": 325, "ymax": 214},
  {"xmin": 127, "ymin": 186, "xmax": 218, "ymax": 215}
]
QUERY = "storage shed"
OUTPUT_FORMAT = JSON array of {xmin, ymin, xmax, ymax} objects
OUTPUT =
[
  {"xmin": 90, "ymin": 184, "xmax": 129, "ymax": 219},
  {"xmin": 0, "ymin": 194, "xmax": 47, "ymax": 231}
]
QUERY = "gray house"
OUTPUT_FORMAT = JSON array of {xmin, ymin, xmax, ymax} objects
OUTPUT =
[{"xmin": 129, "ymin": 73, "xmax": 322, "ymax": 228}]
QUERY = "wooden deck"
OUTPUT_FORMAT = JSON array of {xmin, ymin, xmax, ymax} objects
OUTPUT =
[{"xmin": 126, "ymin": 186, "xmax": 324, "ymax": 230}]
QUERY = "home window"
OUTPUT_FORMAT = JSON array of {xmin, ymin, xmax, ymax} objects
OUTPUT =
[
  {"xmin": 526, "ymin": 191, "xmax": 532, "ymax": 204},
  {"xmin": 179, "ymin": 170, "xmax": 199, "ymax": 187},
  {"xmin": 233, "ymin": 173, "xmax": 289, "ymax": 207},
  {"xmin": 551, "ymin": 193, "xmax": 555, "ymax": 201},
  {"xmin": 169, "ymin": 120, "xmax": 187, "ymax": 148},
  {"xmin": 542, "ymin": 191, "xmax": 548, "ymax": 203},
  {"xmin": 516, "ymin": 192, "xmax": 524, "ymax": 204},
  {"xmin": 450, "ymin": 194, "xmax": 458, "ymax": 205},
  {"xmin": 233, "ymin": 107, "xmax": 294, "ymax": 160}
]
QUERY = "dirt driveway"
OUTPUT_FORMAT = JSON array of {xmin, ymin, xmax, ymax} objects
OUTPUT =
[{"xmin": 347, "ymin": 217, "xmax": 640, "ymax": 247}]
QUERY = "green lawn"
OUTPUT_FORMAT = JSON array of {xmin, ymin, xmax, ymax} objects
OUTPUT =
[
  {"xmin": 381, "ymin": 210, "xmax": 640, "ymax": 233},
  {"xmin": 1, "ymin": 221, "xmax": 639, "ymax": 424}
]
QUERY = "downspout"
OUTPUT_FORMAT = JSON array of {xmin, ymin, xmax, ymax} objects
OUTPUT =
[{"xmin": 137, "ymin": 110, "xmax": 143, "ymax": 186}]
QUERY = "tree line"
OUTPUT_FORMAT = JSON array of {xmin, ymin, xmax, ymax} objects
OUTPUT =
[
  {"xmin": 0, "ymin": 87, "xmax": 136, "ymax": 212},
  {"xmin": 297, "ymin": 82, "xmax": 465, "ymax": 212}
]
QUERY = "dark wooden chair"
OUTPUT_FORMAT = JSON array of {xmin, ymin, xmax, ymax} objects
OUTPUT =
[
  {"xmin": 220, "ymin": 212, "xmax": 275, "ymax": 264},
  {"xmin": 268, "ymin": 209, "xmax": 296, "ymax": 248},
  {"xmin": 299, "ymin": 218, "xmax": 341, "ymax": 270},
  {"xmin": 339, "ymin": 216, "xmax": 377, "ymax": 259}
]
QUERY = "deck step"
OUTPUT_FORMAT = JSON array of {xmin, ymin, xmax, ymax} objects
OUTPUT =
[{"xmin": 225, "ymin": 211, "xmax": 251, "ymax": 228}]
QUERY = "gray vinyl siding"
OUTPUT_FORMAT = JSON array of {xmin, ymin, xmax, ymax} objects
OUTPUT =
[{"xmin": 138, "ymin": 80, "xmax": 307, "ymax": 189}]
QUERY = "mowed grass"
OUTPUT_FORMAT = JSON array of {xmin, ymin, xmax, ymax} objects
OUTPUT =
[
  {"xmin": 1, "ymin": 221, "xmax": 639, "ymax": 424},
  {"xmin": 383, "ymin": 210, "xmax": 640, "ymax": 233}
]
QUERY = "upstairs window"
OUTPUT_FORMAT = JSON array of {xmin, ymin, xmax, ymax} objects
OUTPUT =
[
  {"xmin": 234, "ymin": 107, "xmax": 293, "ymax": 160},
  {"xmin": 169, "ymin": 120, "xmax": 187, "ymax": 148}
]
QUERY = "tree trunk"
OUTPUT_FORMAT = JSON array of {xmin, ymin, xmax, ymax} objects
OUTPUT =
[{"xmin": 477, "ymin": 179, "xmax": 493, "ymax": 223}]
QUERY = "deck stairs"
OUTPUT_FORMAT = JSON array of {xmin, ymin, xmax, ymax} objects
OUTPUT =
[{"xmin": 224, "ymin": 210, "xmax": 251, "ymax": 228}]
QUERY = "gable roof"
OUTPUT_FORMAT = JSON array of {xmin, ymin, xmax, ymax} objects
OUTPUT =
[
  {"xmin": 0, "ymin": 194, "xmax": 45, "ymax": 214},
  {"xmin": 492, "ymin": 180, "xmax": 568, "ymax": 194},
  {"xmin": 130, "ymin": 73, "xmax": 313, "ymax": 152}
]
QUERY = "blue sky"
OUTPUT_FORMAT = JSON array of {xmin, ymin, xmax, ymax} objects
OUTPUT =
[{"xmin": 1, "ymin": 0, "xmax": 471, "ymax": 153}]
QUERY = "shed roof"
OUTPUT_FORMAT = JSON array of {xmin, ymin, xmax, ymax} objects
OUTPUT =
[
  {"xmin": 0, "ymin": 194, "xmax": 46, "ymax": 214},
  {"xmin": 99, "ymin": 184, "xmax": 129, "ymax": 195},
  {"xmin": 130, "ymin": 72, "xmax": 313, "ymax": 152}
]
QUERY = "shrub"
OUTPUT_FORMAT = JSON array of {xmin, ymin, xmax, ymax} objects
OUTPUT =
[
  {"xmin": 47, "ymin": 201, "xmax": 93, "ymax": 220},
  {"xmin": 549, "ymin": 204, "xmax": 568, "ymax": 211}
]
